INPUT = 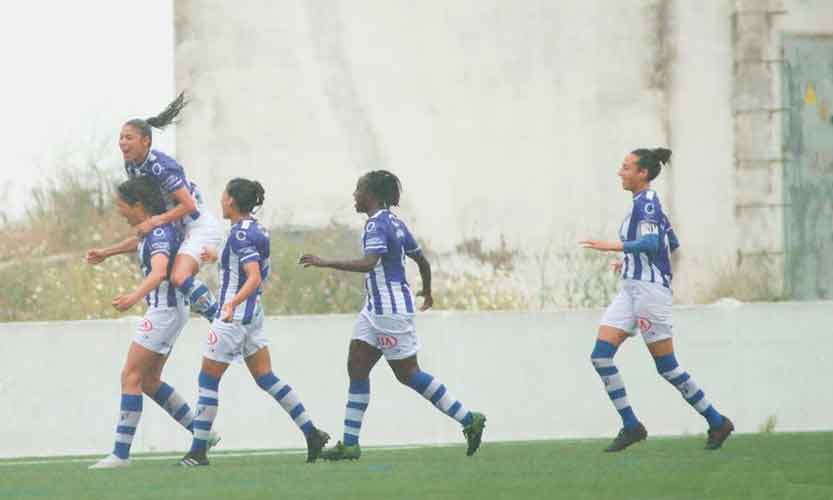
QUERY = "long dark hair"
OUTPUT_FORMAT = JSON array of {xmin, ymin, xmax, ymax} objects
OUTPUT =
[
  {"xmin": 363, "ymin": 170, "xmax": 401, "ymax": 208},
  {"xmin": 117, "ymin": 176, "xmax": 166, "ymax": 216},
  {"xmin": 226, "ymin": 178, "xmax": 266, "ymax": 214},
  {"xmin": 124, "ymin": 91, "xmax": 189, "ymax": 144},
  {"xmin": 631, "ymin": 148, "xmax": 671, "ymax": 181}
]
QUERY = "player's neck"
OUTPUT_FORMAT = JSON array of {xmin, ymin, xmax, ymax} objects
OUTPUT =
[
  {"xmin": 229, "ymin": 212, "xmax": 251, "ymax": 225},
  {"xmin": 631, "ymin": 184, "xmax": 650, "ymax": 197},
  {"xmin": 366, "ymin": 206, "xmax": 385, "ymax": 218}
]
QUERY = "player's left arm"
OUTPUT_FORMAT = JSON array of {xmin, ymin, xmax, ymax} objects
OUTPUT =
[
  {"xmin": 112, "ymin": 253, "xmax": 169, "ymax": 311},
  {"xmin": 408, "ymin": 252, "xmax": 433, "ymax": 311},
  {"xmin": 136, "ymin": 186, "xmax": 196, "ymax": 236},
  {"xmin": 220, "ymin": 260, "xmax": 262, "ymax": 321},
  {"xmin": 298, "ymin": 254, "xmax": 381, "ymax": 273}
]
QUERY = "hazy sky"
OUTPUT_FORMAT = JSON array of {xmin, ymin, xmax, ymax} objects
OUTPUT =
[{"xmin": 0, "ymin": 1, "xmax": 174, "ymax": 220}]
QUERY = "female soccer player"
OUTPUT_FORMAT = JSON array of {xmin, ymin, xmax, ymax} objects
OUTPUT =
[
  {"xmin": 90, "ymin": 176, "xmax": 218, "ymax": 469},
  {"xmin": 299, "ymin": 170, "xmax": 486, "ymax": 460},
  {"xmin": 86, "ymin": 92, "xmax": 221, "ymax": 322},
  {"xmin": 178, "ymin": 178, "xmax": 329, "ymax": 466},
  {"xmin": 580, "ymin": 148, "xmax": 734, "ymax": 452}
]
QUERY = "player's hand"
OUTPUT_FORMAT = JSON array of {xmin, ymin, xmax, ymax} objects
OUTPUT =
[
  {"xmin": 200, "ymin": 246, "xmax": 218, "ymax": 264},
  {"xmin": 417, "ymin": 290, "xmax": 433, "ymax": 311},
  {"xmin": 611, "ymin": 261, "xmax": 623, "ymax": 274},
  {"xmin": 85, "ymin": 248, "xmax": 107, "ymax": 265},
  {"xmin": 298, "ymin": 254, "xmax": 323, "ymax": 268},
  {"xmin": 112, "ymin": 294, "xmax": 137, "ymax": 312},
  {"xmin": 135, "ymin": 218, "xmax": 155, "ymax": 237},
  {"xmin": 220, "ymin": 302, "xmax": 234, "ymax": 322},
  {"xmin": 579, "ymin": 240, "xmax": 619, "ymax": 252}
]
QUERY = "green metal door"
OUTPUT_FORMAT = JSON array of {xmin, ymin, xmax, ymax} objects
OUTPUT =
[{"xmin": 782, "ymin": 35, "xmax": 833, "ymax": 300}]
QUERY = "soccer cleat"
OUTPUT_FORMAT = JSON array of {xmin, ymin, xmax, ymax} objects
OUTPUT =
[
  {"xmin": 604, "ymin": 423, "xmax": 648, "ymax": 452},
  {"xmin": 305, "ymin": 428, "xmax": 330, "ymax": 463},
  {"xmin": 463, "ymin": 412, "xmax": 487, "ymax": 456},
  {"xmin": 88, "ymin": 454, "xmax": 130, "ymax": 469},
  {"xmin": 705, "ymin": 417, "xmax": 734, "ymax": 450},
  {"xmin": 207, "ymin": 430, "xmax": 222, "ymax": 450},
  {"xmin": 320, "ymin": 441, "xmax": 361, "ymax": 461},
  {"xmin": 178, "ymin": 449, "xmax": 209, "ymax": 467}
]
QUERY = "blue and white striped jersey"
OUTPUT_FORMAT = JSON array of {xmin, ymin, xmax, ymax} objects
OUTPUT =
[
  {"xmin": 137, "ymin": 223, "xmax": 182, "ymax": 308},
  {"xmin": 361, "ymin": 209, "xmax": 422, "ymax": 316},
  {"xmin": 618, "ymin": 189, "xmax": 678, "ymax": 288},
  {"xmin": 217, "ymin": 218, "xmax": 270, "ymax": 324},
  {"xmin": 125, "ymin": 149, "xmax": 204, "ymax": 227}
]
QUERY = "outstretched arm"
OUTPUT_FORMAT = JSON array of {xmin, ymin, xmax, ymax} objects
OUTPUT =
[
  {"xmin": 298, "ymin": 253, "xmax": 380, "ymax": 273},
  {"xmin": 86, "ymin": 235, "xmax": 139, "ymax": 264}
]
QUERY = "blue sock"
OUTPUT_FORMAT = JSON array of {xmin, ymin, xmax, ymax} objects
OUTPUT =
[
  {"xmin": 179, "ymin": 276, "xmax": 219, "ymax": 321},
  {"xmin": 190, "ymin": 371, "xmax": 220, "ymax": 452},
  {"xmin": 343, "ymin": 379, "xmax": 370, "ymax": 446},
  {"xmin": 654, "ymin": 353, "xmax": 725, "ymax": 429},
  {"xmin": 112, "ymin": 394, "xmax": 143, "ymax": 459},
  {"xmin": 591, "ymin": 340, "xmax": 640, "ymax": 429},
  {"xmin": 152, "ymin": 382, "xmax": 195, "ymax": 432},
  {"xmin": 407, "ymin": 371, "xmax": 473, "ymax": 426},
  {"xmin": 256, "ymin": 372, "xmax": 315, "ymax": 436}
]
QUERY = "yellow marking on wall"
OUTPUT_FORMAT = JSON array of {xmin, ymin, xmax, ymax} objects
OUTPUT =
[
  {"xmin": 819, "ymin": 100, "xmax": 829, "ymax": 122},
  {"xmin": 805, "ymin": 83, "xmax": 817, "ymax": 106}
]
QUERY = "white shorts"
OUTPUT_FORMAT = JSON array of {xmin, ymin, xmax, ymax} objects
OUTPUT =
[
  {"xmin": 133, "ymin": 304, "xmax": 190, "ymax": 355},
  {"xmin": 600, "ymin": 280, "xmax": 673, "ymax": 344},
  {"xmin": 178, "ymin": 210, "xmax": 223, "ymax": 264},
  {"xmin": 353, "ymin": 312, "xmax": 420, "ymax": 361},
  {"xmin": 204, "ymin": 311, "xmax": 269, "ymax": 364}
]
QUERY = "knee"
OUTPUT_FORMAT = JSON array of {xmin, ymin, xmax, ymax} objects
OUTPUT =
[
  {"xmin": 170, "ymin": 271, "xmax": 190, "ymax": 289},
  {"xmin": 120, "ymin": 368, "xmax": 142, "ymax": 391},
  {"xmin": 141, "ymin": 376, "xmax": 162, "ymax": 396},
  {"xmin": 394, "ymin": 367, "xmax": 416, "ymax": 387}
]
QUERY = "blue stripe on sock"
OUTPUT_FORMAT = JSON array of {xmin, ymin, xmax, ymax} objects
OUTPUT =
[
  {"xmin": 448, "ymin": 401, "xmax": 462, "ymax": 417},
  {"xmin": 461, "ymin": 412, "xmax": 473, "ymax": 426},
  {"xmin": 275, "ymin": 385, "xmax": 292, "ymax": 401},
  {"xmin": 430, "ymin": 385, "xmax": 447, "ymax": 404},
  {"xmin": 608, "ymin": 388, "xmax": 627, "ymax": 400},
  {"xmin": 198, "ymin": 371, "xmax": 220, "ymax": 391},
  {"xmin": 344, "ymin": 419, "xmax": 362, "ymax": 429},
  {"xmin": 173, "ymin": 404, "xmax": 190, "ymax": 421},
  {"xmin": 654, "ymin": 353, "xmax": 679, "ymax": 373},
  {"xmin": 113, "ymin": 442, "xmax": 130, "ymax": 459},
  {"xmin": 596, "ymin": 366, "xmax": 618, "ymax": 377},
  {"xmin": 591, "ymin": 340, "xmax": 618, "ymax": 359},
  {"xmin": 116, "ymin": 426, "xmax": 136, "ymax": 436},
  {"xmin": 198, "ymin": 397, "xmax": 218, "ymax": 406},
  {"xmin": 193, "ymin": 420, "xmax": 212, "ymax": 431},
  {"xmin": 190, "ymin": 438, "xmax": 207, "ymax": 452},
  {"xmin": 350, "ymin": 379, "xmax": 370, "ymax": 394},
  {"xmin": 300, "ymin": 421, "xmax": 314, "ymax": 436},
  {"xmin": 670, "ymin": 372, "xmax": 691, "ymax": 386},
  {"xmin": 346, "ymin": 401, "xmax": 368, "ymax": 410},
  {"xmin": 178, "ymin": 276, "xmax": 194, "ymax": 296},
  {"xmin": 408, "ymin": 371, "xmax": 433, "ymax": 393},
  {"xmin": 120, "ymin": 394, "xmax": 142, "ymax": 412},
  {"xmin": 344, "ymin": 434, "xmax": 359, "ymax": 446},
  {"xmin": 703, "ymin": 405, "xmax": 725, "ymax": 428},
  {"xmin": 619, "ymin": 407, "xmax": 640, "ymax": 429},
  {"xmin": 256, "ymin": 372, "xmax": 280, "ymax": 391},
  {"xmin": 152, "ymin": 383, "xmax": 174, "ymax": 405},
  {"xmin": 289, "ymin": 404, "xmax": 305, "ymax": 420},
  {"xmin": 686, "ymin": 390, "xmax": 705, "ymax": 405}
]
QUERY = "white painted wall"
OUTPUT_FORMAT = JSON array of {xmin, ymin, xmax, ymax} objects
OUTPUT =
[{"xmin": 1, "ymin": 302, "xmax": 831, "ymax": 459}]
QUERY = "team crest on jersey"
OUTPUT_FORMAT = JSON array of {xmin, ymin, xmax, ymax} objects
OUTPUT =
[
  {"xmin": 152, "ymin": 163, "xmax": 163, "ymax": 175},
  {"xmin": 637, "ymin": 317, "xmax": 653, "ymax": 334},
  {"xmin": 235, "ymin": 230, "xmax": 247, "ymax": 241},
  {"xmin": 207, "ymin": 330, "xmax": 218, "ymax": 345},
  {"xmin": 140, "ymin": 319, "xmax": 153, "ymax": 332},
  {"xmin": 644, "ymin": 203, "xmax": 655, "ymax": 215},
  {"xmin": 365, "ymin": 221, "xmax": 376, "ymax": 232},
  {"xmin": 153, "ymin": 228, "xmax": 166, "ymax": 237},
  {"xmin": 378, "ymin": 335, "xmax": 398, "ymax": 349}
]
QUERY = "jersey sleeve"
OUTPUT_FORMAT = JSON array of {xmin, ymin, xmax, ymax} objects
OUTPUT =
[
  {"xmin": 151, "ymin": 158, "xmax": 187, "ymax": 193},
  {"xmin": 362, "ymin": 219, "xmax": 388, "ymax": 255},
  {"xmin": 148, "ymin": 227, "xmax": 174, "ymax": 257},
  {"xmin": 401, "ymin": 226, "xmax": 422, "ymax": 256},
  {"xmin": 230, "ymin": 228, "xmax": 262, "ymax": 263}
]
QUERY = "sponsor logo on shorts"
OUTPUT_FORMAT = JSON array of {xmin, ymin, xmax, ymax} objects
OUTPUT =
[
  {"xmin": 140, "ymin": 319, "xmax": 153, "ymax": 332},
  {"xmin": 378, "ymin": 335, "xmax": 398, "ymax": 349},
  {"xmin": 208, "ymin": 330, "xmax": 218, "ymax": 345},
  {"xmin": 637, "ymin": 317, "xmax": 653, "ymax": 334}
]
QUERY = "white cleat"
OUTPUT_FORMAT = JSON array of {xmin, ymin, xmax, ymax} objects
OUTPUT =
[
  {"xmin": 89, "ymin": 454, "xmax": 130, "ymax": 469},
  {"xmin": 207, "ymin": 430, "xmax": 222, "ymax": 450}
]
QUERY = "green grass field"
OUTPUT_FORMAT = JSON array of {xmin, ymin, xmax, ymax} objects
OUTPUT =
[{"xmin": 1, "ymin": 433, "xmax": 831, "ymax": 500}]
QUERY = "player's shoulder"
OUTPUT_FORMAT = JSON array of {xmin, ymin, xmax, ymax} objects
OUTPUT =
[
  {"xmin": 232, "ymin": 218, "xmax": 267, "ymax": 242},
  {"xmin": 634, "ymin": 190, "xmax": 664, "ymax": 215}
]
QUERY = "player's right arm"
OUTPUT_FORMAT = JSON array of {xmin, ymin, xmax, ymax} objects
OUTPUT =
[
  {"xmin": 86, "ymin": 235, "xmax": 139, "ymax": 265},
  {"xmin": 299, "ymin": 218, "xmax": 384, "ymax": 273},
  {"xmin": 112, "ymin": 253, "xmax": 168, "ymax": 311}
]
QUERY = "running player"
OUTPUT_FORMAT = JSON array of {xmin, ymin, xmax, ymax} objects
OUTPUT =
[
  {"xmin": 299, "ymin": 170, "xmax": 486, "ymax": 460},
  {"xmin": 89, "ymin": 176, "xmax": 218, "ymax": 469},
  {"xmin": 178, "ymin": 178, "xmax": 330, "ymax": 466},
  {"xmin": 580, "ymin": 147, "xmax": 734, "ymax": 451},
  {"xmin": 86, "ymin": 92, "xmax": 221, "ymax": 322}
]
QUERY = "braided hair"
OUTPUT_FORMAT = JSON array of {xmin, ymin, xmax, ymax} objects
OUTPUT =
[
  {"xmin": 124, "ymin": 91, "xmax": 189, "ymax": 144},
  {"xmin": 362, "ymin": 170, "xmax": 401, "ymax": 208},
  {"xmin": 631, "ymin": 147, "xmax": 671, "ymax": 181},
  {"xmin": 117, "ymin": 176, "xmax": 166, "ymax": 216},
  {"xmin": 226, "ymin": 178, "xmax": 266, "ymax": 214}
]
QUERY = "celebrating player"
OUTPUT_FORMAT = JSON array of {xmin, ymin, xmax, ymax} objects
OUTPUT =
[
  {"xmin": 299, "ymin": 170, "xmax": 486, "ymax": 460},
  {"xmin": 86, "ymin": 92, "xmax": 221, "ymax": 322},
  {"xmin": 178, "ymin": 178, "xmax": 330, "ymax": 466},
  {"xmin": 580, "ymin": 147, "xmax": 734, "ymax": 452},
  {"xmin": 89, "ymin": 176, "xmax": 218, "ymax": 469}
]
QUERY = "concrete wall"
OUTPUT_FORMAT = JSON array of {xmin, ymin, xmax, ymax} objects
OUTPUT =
[
  {"xmin": 172, "ymin": 1, "xmax": 833, "ymax": 303},
  {"xmin": 1, "ymin": 302, "xmax": 831, "ymax": 459}
]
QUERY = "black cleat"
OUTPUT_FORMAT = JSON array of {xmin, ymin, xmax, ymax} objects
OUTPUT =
[
  {"xmin": 305, "ymin": 428, "xmax": 330, "ymax": 463},
  {"xmin": 705, "ymin": 417, "xmax": 734, "ymax": 450},
  {"xmin": 178, "ymin": 449, "xmax": 209, "ymax": 467},
  {"xmin": 604, "ymin": 423, "xmax": 647, "ymax": 452}
]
